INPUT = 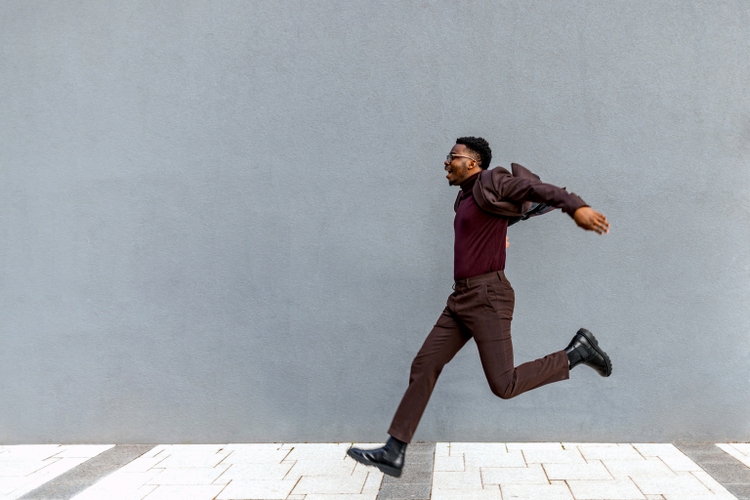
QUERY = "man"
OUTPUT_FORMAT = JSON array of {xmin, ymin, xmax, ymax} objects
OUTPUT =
[{"xmin": 348, "ymin": 137, "xmax": 612, "ymax": 478}]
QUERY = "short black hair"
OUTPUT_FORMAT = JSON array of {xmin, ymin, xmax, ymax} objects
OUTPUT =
[{"xmin": 456, "ymin": 136, "xmax": 492, "ymax": 170}]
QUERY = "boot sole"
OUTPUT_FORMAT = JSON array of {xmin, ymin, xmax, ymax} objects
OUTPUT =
[
  {"xmin": 346, "ymin": 449, "xmax": 403, "ymax": 478},
  {"xmin": 577, "ymin": 328, "xmax": 613, "ymax": 377}
]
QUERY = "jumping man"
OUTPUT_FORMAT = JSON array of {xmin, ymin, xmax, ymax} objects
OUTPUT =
[{"xmin": 348, "ymin": 136, "xmax": 612, "ymax": 477}]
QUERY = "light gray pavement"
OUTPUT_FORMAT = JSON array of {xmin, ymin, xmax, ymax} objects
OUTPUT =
[{"xmin": 2, "ymin": 442, "xmax": 750, "ymax": 500}]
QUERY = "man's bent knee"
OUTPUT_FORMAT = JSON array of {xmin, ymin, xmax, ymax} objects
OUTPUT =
[{"xmin": 489, "ymin": 381, "xmax": 516, "ymax": 400}]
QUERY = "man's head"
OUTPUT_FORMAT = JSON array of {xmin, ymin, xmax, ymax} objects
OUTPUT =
[{"xmin": 444, "ymin": 136, "xmax": 492, "ymax": 186}]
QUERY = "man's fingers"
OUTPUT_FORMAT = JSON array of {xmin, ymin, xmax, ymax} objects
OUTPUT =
[
  {"xmin": 575, "ymin": 208, "xmax": 610, "ymax": 234},
  {"xmin": 594, "ymin": 212, "xmax": 610, "ymax": 234}
]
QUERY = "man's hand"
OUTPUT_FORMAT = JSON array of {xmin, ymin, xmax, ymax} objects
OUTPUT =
[{"xmin": 573, "ymin": 206, "xmax": 610, "ymax": 234}]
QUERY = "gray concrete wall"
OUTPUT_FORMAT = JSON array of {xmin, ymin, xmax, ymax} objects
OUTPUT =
[{"xmin": 1, "ymin": 1, "xmax": 749, "ymax": 444}]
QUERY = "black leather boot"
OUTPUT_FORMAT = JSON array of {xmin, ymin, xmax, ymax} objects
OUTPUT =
[
  {"xmin": 565, "ymin": 328, "xmax": 612, "ymax": 377},
  {"xmin": 347, "ymin": 437, "xmax": 407, "ymax": 477}
]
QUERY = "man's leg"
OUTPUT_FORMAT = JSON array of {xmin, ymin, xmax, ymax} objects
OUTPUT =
[
  {"xmin": 348, "ymin": 302, "xmax": 469, "ymax": 477},
  {"xmin": 466, "ymin": 272, "xmax": 569, "ymax": 399},
  {"xmin": 387, "ymin": 305, "xmax": 470, "ymax": 443}
]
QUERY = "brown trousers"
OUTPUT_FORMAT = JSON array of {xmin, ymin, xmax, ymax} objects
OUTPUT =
[{"xmin": 387, "ymin": 270, "xmax": 569, "ymax": 443}]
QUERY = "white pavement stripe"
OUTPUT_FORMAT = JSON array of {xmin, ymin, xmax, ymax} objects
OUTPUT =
[
  {"xmin": 433, "ymin": 443, "xmax": 740, "ymax": 500},
  {"xmin": 717, "ymin": 444, "xmax": 750, "ymax": 469}
]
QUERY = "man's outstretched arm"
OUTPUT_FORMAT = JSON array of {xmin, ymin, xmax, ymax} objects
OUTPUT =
[{"xmin": 497, "ymin": 173, "xmax": 610, "ymax": 234}]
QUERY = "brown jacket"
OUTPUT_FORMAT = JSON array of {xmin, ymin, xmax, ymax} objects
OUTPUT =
[{"xmin": 454, "ymin": 163, "xmax": 587, "ymax": 222}]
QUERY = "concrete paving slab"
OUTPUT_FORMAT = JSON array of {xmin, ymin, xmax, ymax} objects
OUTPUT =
[{"xmin": 377, "ymin": 442, "xmax": 434, "ymax": 500}]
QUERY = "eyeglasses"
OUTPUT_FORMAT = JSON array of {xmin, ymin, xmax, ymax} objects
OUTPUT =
[{"xmin": 446, "ymin": 153, "xmax": 479, "ymax": 163}]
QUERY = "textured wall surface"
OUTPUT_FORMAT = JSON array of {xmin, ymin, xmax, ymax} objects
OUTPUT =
[{"xmin": 1, "ymin": 1, "xmax": 749, "ymax": 443}]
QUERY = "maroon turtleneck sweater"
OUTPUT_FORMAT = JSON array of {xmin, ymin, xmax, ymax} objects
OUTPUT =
[
  {"xmin": 454, "ymin": 173, "xmax": 508, "ymax": 280},
  {"xmin": 453, "ymin": 168, "xmax": 587, "ymax": 280}
]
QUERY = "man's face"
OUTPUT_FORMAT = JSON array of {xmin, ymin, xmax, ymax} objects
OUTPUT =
[{"xmin": 444, "ymin": 144, "xmax": 479, "ymax": 186}]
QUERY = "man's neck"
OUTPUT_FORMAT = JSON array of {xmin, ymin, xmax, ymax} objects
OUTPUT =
[{"xmin": 460, "ymin": 171, "xmax": 481, "ymax": 193}]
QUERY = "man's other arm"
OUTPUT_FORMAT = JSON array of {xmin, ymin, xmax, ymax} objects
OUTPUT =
[{"xmin": 500, "ymin": 176, "xmax": 610, "ymax": 234}]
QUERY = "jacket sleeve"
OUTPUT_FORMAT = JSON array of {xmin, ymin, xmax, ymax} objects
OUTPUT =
[{"xmin": 496, "ymin": 172, "xmax": 587, "ymax": 218}]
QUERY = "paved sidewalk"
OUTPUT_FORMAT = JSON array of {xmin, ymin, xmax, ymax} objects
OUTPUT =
[{"xmin": 1, "ymin": 442, "xmax": 749, "ymax": 500}]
